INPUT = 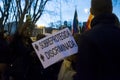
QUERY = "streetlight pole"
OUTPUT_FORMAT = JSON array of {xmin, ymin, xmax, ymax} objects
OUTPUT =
[{"xmin": 60, "ymin": 0, "xmax": 62, "ymax": 27}]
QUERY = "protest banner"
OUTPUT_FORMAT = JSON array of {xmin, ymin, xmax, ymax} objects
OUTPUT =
[{"xmin": 32, "ymin": 28, "xmax": 78, "ymax": 68}]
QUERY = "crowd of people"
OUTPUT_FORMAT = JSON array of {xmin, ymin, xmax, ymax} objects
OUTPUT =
[
  {"xmin": 0, "ymin": 14, "xmax": 62, "ymax": 80},
  {"xmin": 0, "ymin": 0, "xmax": 120, "ymax": 80}
]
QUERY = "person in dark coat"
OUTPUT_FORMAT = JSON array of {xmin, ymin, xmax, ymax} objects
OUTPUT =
[
  {"xmin": 9, "ymin": 26, "xmax": 62, "ymax": 80},
  {"xmin": 28, "ymin": 33, "xmax": 62, "ymax": 80},
  {"xmin": 0, "ymin": 31, "xmax": 11, "ymax": 80},
  {"xmin": 74, "ymin": 0, "xmax": 120, "ymax": 80},
  {"xmin": 8, "ymin": 19, "xmax": 35, "ymax": 80}
]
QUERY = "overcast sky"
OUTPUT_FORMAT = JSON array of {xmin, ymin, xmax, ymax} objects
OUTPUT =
[{"xmin": 36, "ymin": 0, "xmax": 120, "ymax": 27}]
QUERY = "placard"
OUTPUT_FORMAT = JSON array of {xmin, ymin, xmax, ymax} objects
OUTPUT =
[{"xmin": 32, "ymin": 28, "xmax": 78, "ymax": 68}]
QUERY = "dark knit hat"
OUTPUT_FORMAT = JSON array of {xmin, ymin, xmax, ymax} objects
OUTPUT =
[{"xmin": 91, "ymin": 0, "xmax": 113, "ymax": 16}]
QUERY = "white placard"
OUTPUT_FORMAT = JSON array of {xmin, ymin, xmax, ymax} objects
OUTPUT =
[{"xmin": 32, "ymin": 28, "xmax": 78, "ymax": 68}]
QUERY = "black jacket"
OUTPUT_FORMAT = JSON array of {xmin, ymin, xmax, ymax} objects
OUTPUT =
[
  {"xmin": 0, "ymin": 36, "xmax": 11, "ymax": 63},
  {"xmin": 74, "ymin": 13, "xmax": 120, "ymax": 80},
  {"xmin": 9, "ymin": 32, "xmax": 62, "ymax": 80}
]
